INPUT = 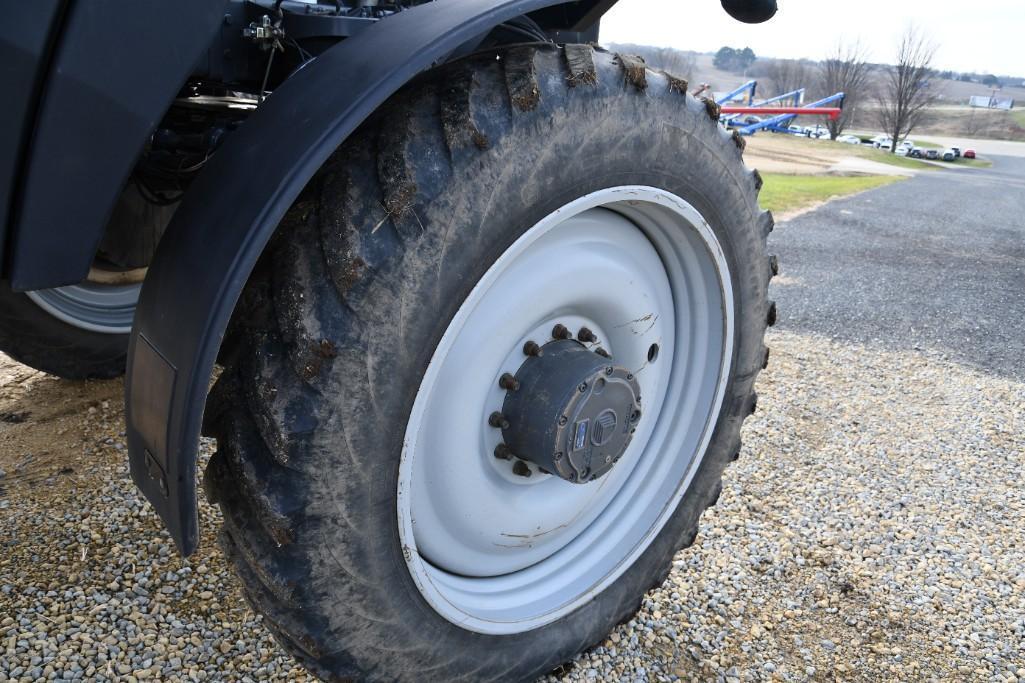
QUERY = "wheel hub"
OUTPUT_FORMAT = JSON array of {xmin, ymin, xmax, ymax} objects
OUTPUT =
[{"xmin": 498, "ymin": 337, "xmax": 642, "ymax": 483}]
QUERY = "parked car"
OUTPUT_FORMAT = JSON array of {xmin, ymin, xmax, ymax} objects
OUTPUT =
[
  {"xmin": 925, "ymin": 149, "xmax": 940, "ymax": 160},
  {"xmin": 837, "ymin": 134, "xmax": 862, "ymax": 145},
  {"xmin": 909, "ymin": 148, "xmax": 925, "ymax": 158},
  {"xmin": 950, "ymin": 146, "xmax": 962, "ymax": 158},
  {"xmin": 942, "ymin": 149, "xmax": 957, "ymax": 161},
  {"xmin": 964, "ymin": 149, "xmax": 977, "ymax": 159}
]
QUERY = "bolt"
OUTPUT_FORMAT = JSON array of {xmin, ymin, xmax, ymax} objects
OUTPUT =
[
  {"xmin": 626, "ymin": 373, "xmax": 634, "ymax": 381},
  {"xmin": 523, "ymin": 340, "xmax": 543, "ymax": 357},
  {"xmin": 631, "ymin": 409, "xmax": 642, "ymax": 422},
  {"xmin": 605, "ymin": 366, "xmax": 614, "ymax": 375},
  {"xmin": 494, "ymin": 443, "xmax": 513, "ymax": 460},
  {"xmin": 554, "ymin": 451, "xmax": 564, "ymax": 461},
  {"xmin": 552, "ymin": 324, "xmax": 571, "ymax": 340},
  {"xmin": 595, "ymin": 347, "xmax": 611, "ymax": 358},
  {"xmin": 578, "ymin": 327, "xmax": 597, "ymax": 343},
  {"xmin": 499, "ymin": 373, "xmax": 520, "ymax": 391},
  {"xmin": 558, "ymin": 416, "xmax": 568, "ymax": 426},
  {"xmin": 605, "ymin": 455, "xmax": 612, "ymax": 463},
  {"xmin": 512, "ymin": 460, "xmax": 532, "ymax": 477},
  {"xmin": 578, "ymin": 382, "xmax": 588, "ymax": 392},
  {"xmin": 488, "ymin": 411, "xmax": 511, "ymax": 429}
]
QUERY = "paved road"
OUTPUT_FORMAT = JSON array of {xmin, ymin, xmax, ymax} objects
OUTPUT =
[{"xmin": 770, "ymin": 154, "xmax": 1025, "ymax": 381}]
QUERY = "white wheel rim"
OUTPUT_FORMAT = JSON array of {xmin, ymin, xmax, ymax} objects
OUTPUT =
[
  {"xmin": 26, "ymin": 281, "xmax": 139, "ymax": 334},
  {"xmin": 398, "ymin": 186, "xmax": 734, "ymax": 634}
]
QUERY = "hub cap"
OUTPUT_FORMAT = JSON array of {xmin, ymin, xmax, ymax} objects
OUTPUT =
[
  {"xmin": 398, "ymin": 186, "xmax": 734, "ymax": 634},
  {"xmin": 499, "ymin": 338, "xmax": 641, "ymax": 483}
]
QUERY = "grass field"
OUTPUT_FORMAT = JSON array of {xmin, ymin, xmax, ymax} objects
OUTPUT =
[
  {"xmin": 758, "ymin": 173, "xmax": 904, "ymax": 215},
  {"xmin": 854, "ymin": 147, "xmax": 936, "ymax": 170}
]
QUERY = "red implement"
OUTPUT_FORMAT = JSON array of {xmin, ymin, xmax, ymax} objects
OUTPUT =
[{"xmin": 720, "ymin": 106, "xmax": 842, "ymax": 120}]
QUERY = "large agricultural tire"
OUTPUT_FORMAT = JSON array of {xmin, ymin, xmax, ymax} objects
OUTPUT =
[
  {"xmin": 203, "ymin": 43, "xmax": 775, "ymax": 682},
  {"xmin": 0, "ymin": 279, "xmax": 135, "ymax": 380}
]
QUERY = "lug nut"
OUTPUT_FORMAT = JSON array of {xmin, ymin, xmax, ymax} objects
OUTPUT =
[
  {"xmin": 594, "ymin": 347, "xmax": 611, "ymax": 358},
  {"xmin": 488, "ymin": 411, "xmax": 511, "ymax": 429},
  {"xmin": 558, "ymin": 416, "xmax": 568, "ymax": 426},
  {"xmin": 494, "ymin": 443, "xmax": 513, "ymax": 460},
  {"xmin": 512, "ymin": 460, "xmax": 532, "ymax": 477},
  {"xmin": 523, "ymin": 340, "xmax": 543, "ymax": 357},
  {"xmin": 552, "ymin": 324, "xmax": 571, "ymax": 340},
  {"xmin": 605, "ymin": 366, "xmax": 614, "ymax": 375},
  {"xmin": 578, "ymin": 327, "xmax": 597, "ymax": 343},
  {"xmin": 499, "ymin": 373, "xmax": 520, "ymax": 391}
]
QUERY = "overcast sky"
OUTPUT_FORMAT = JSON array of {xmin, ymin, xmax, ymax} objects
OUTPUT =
[{"xmin": 602, "ymin": 0, "xmax": 1025, "ymax": 77}]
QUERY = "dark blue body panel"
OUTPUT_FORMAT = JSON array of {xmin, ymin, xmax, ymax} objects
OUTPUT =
[
  {"xmin": 6, "ymin": 0, "xmax": 226, "ymax": 291},
  {"xmin": 0, "ymin": 1, "xmax": 64, "ymax": 271}
]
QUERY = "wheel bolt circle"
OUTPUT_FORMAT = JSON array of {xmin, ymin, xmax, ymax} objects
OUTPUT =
[
  {"xmin": 552, "ymin": 324, "xmax": 571, "ymax": 340},
  {"xmin": 499, "ymin": 373, "xmax": 520, "ymax": 391},
  {"xmin": 494, "ymin": 443, "xmax": 513, "ymax": 460},
  {"xmin": 578, "ymin": 327, "xmax": 597, "ymax": 343},
  {"xmin": 489, "ymin": 411, "xmax": 511, "ymax": 429},
  {"xmin": 523, "ymin": 340, "xmax": 543, "ymax": 357},
  {"xmin": 512, "ymin": 460, "xmax": 532, "ymax": 477}
]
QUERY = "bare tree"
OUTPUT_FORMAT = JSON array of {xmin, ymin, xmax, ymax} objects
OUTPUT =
[
  {"xmin": 760, "ymin": 58, "xmax": 812, "ymax": 98},
  {"xmin": 875, "ymin": 27, "xmax": 938, "ymax": 152},
  {"xmin": 654, "ymin": 47, "xmax": 697, "ymax": 81},
  {"xmin": 818, "ymin": 41, "xmax": 871, "ymax": 139}
]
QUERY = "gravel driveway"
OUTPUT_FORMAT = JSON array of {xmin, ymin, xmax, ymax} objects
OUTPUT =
[{"xmin": 1, "ymin": 158, "xmax": 1023, "ymax": 682}]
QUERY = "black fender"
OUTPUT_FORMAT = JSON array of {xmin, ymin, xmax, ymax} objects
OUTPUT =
[{"xmin": 126, "ymin": 0, "xmax": 618, "ymax": 555}]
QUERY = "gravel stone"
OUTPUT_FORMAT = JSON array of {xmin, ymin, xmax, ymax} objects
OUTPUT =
[{"xmin": 2, "ymin": 158, "xmax": 1024, "ymax": 680}]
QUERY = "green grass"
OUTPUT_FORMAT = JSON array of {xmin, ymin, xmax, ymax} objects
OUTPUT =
[
  {"xmin": 1010, "ymin": 109, "xmax": 1025, "ymax": 128},
  {"xmin": 775, "ymin": 135, "xmax": 937, "ymax": 171},
  {"xmin": 956, "ymin": 156, "xmax": 993, "ymax": 168},
  {"xmin": 912, "ymin": 140, "xmax": 943, "ymax": 149},
  {"xmin": 758, "ymin": 173, "xmax": 904, "ymax": 214},
  {"xmin": 853, "ymin": 147, "xmax": 937, "ymax": 170}
]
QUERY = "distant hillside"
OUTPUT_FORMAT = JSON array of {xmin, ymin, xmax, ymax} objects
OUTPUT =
[
  {"xmin": 608, "ymin": 45, "xmax": 1025, "ymax": 106},
  {"xmin": 607, "ymin": 45, "xmax": 1025, "ymax": 140}
]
